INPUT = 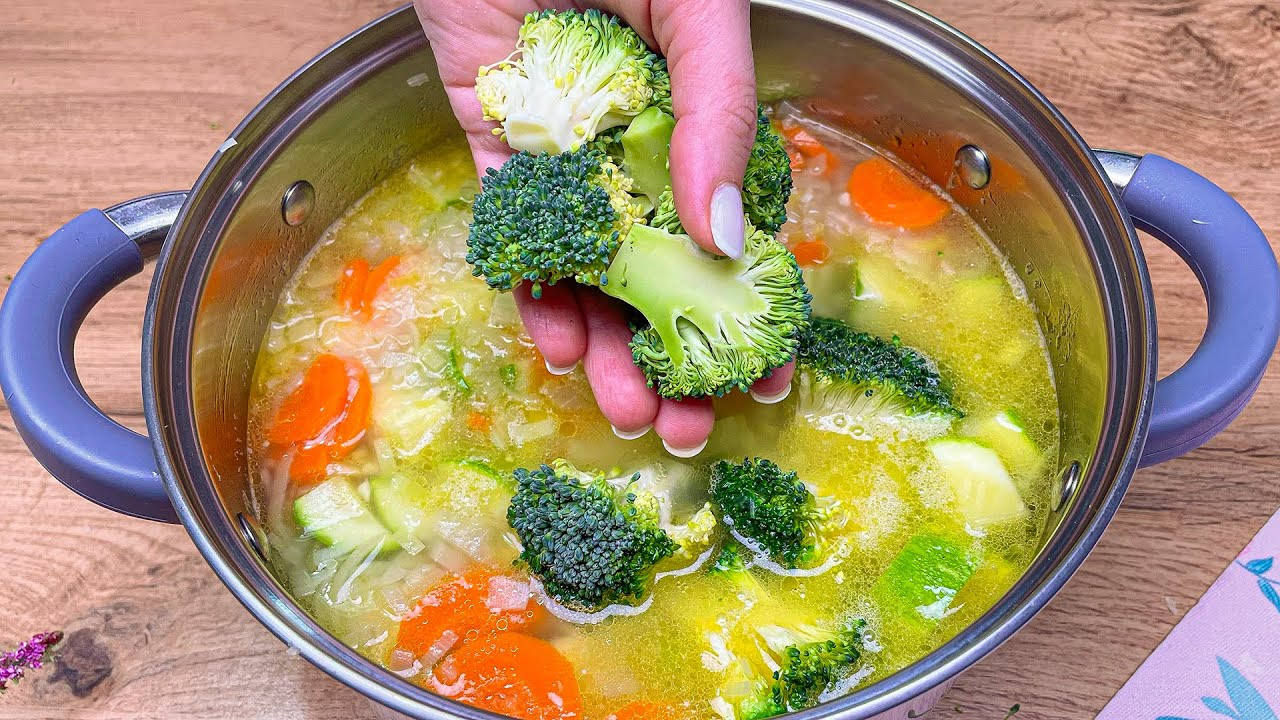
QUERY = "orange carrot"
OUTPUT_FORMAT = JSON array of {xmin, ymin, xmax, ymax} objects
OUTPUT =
[
  {"xmin": 361, "ymin": 256, "xmax": 401, "ymax": 319},
  {"xmin": 336, "ymin": 256, "xmax": 401, "ymax": 321},
  {"xmin": 431, "ymin": 633, "xmax": 582, "ymax": 720},
  {"xmin": 336, "ymin": 259, "xmax": 370, "ymax": 316},
  {"xmin": 268, "ymin": 354, "xmax": 372, "ymax": 485},
  {"xmin": 268, "ymin": 354, "xmax": 349, "ymax": 447},
  {"xmin": 790, "ymin": 239, "xmax": 831, "ymax": 267},
  {"xmin": 783, "ymin": 126, "xmax": 837, "ymax": 176},
  {"xmin": 466, "ymin": 410, "xmax": 491, "ymax": 433},
  {"xmin": 397, "ymin": 568, "xmax": 540, "ymax": 659},
  {"xmin": 848, "ymin": 157, "xmax": 948, "ymax": 229}
]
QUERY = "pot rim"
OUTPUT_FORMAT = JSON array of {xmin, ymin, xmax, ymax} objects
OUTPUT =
[{"xmin": 142, "ymin": 2, "xmax": 1154, "ymax": 718}]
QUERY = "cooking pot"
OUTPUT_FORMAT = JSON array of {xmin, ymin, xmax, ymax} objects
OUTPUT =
[{"xmin": 2, "ymin": 1, "xmax": 1277, "ymax": 718}]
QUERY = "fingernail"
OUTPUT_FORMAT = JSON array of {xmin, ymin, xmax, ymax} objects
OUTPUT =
[
  {"xmin": 710, "ymin": 183, "xmax": 745, "ymax": 259},
  {"xmin": 750, "ymin": 383, "xmax": 792, "ymax": 405},
  {"xmin": 662, "ymin": 437, "xmax": 709, "ymax": 459},
  {"xmin": 611, "ymin": 424, "xmax": 651, "ymax": 441},
  {"xmin": 545, "ymin": 359, "xmax": 577, "ymax": 376}
]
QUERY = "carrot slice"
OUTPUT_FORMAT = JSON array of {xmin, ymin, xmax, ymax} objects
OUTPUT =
[
  {"xmin": 432, "ymin": 633, "xmax": 582, "ymax": 720},
  {"xmin": 790, "ymin": 239, "xmax": 830, "ymax": 267},
  {"xmin": 848, "ymin": 157, "xmax": 949, "ymax": 229},
  {"xmin": 327, "ymin": 360, "xmax": 372, "ymax": 454},
  {"xmin": 336, "ymin": 259, "xmax": 371, "ymax": 316},
  {"xmin": 363, "ymin": 256, "xmax": 401, "ymax": 309},
  {"xmin": 286, "ymin": 444, "xmax": 333, "ymax": 485},
  {"xmin": 607, "ymin": 701, "xmax": 680, "ymax": 720},
  {"xmin": 783, "ymin": 126, "xmax": 837, "ymax": 176},
  {"xmin": 337, "ymin": 256, "xmax": 400, "ymax": 320},
  {"xmin": 397, "ymin": 568, "xmax": 540, "ymax": 659},
  {"xmin": 268, "ymin": 354, "xmax": 349, "ymax": 446},
  {"xmin": 268, "ymin": 354, "xmax": 373, "ymax": 485},
  {"xmin": 465, "ymin": 410, "xmax": 491, "ymax": 433}
]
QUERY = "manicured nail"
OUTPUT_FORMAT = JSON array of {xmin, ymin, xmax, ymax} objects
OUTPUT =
[
  {"xmin": 662, "ymin": 437, "xmax": 709, "ymax": 459},
  {"xmin": 611, "ymin": 424, "xmax": 651, "ymax": 441},
  {"xmin": 545, "ymin": 359, "xmax": 577, "ymax": 376},
  {"xmin": 710, "ymin": 183, "xmax": 745, "ymax": 259},
  {"xmin": 750, "ymin": 383, "xmax": 792, "ymax": 405}
]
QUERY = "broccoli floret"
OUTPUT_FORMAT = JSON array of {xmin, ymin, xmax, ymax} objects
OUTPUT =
[
  {"xmin": 716, "ymin": 619, "xmax": 867, "ymax": 718},
  {"xmin": 795, "ymin": 316, "xmax": 960, "ymax": 432},
  {"xmin": 710, "ymin": 458, "xmax": 837, "ymax": 569},
  {"xmin": 710, "ymin": 542, "xmax": 749, "ymax": 576},
  {"xmin": 476, "ymin": 9, "xmax": 667, "ymax": 154},
  {"xmin": 649, "ymin": 187, "xmax": 684, "ymax": 234},
  {"xmin": 507, "ymin": 460, "xmax": 678, "ymax": 611},
  {"xmin": 758, "ymin": 621, "xmax": 868, "ymax": 711},
  {"xmin": 612, "ymin": 224, "xmax": 812, "ymax": 398},
  {"xmin": 468, "ymin": 147, "xmax": 644, "ymax": 297},
  {"xmin": 743, "ymin": 107, "xmax": 794, "ymax": 234},
  {"xmin": 650, "ymin": 59, "xmax": 672, "ymax": 115},
  {"xmin": 667, "ymin": 502, "xmax": 719, "ymax": 559},
  {"xmin": 629, "ymin": 106, "xmax": 793, "ymax": 234},
  {"xmin": 472, "ymin": 159, "xmax": 809, "ymax": 396}
]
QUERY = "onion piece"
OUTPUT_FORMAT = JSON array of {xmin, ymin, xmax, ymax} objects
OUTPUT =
[
  {"xmin": 421, "ymin": 629, "xmax": 459, "ymax": 668},
  {"xmin": 485, "ymin": 576, "xmax": 530, "ymax": 613},
  {"xmin": 388, "ymin": 648, "xmax": 416, "ymax": 672},
  {"xmin": 429, "ymin": 541, "xmax": 471, "ymax": 575}
]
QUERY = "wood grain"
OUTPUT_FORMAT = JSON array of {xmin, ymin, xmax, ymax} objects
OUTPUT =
[{"xmin": 1, "ymin": 1, "xmax": 1277, "ymax": 718}]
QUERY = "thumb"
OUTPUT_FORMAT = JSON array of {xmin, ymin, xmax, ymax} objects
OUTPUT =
[{"xmin": 651, "ymin": 0, "xmax": 757, "ymax": 258}]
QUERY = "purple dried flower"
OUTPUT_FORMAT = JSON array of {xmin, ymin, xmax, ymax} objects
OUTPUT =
[{"xmin": 0, "ymin": 631, "xmax": 63, "ymax": 692}]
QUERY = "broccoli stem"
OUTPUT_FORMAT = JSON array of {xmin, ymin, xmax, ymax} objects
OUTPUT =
[
  {"xmin": 621, "ymin": 107, "xmax": 675, "ymax": 205},
  {"xmin": 601, "ymin": 225, "xmax": 767, "ymax": 369}
]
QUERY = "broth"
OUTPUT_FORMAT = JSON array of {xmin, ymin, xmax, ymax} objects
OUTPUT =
[{"xmin": 249, "ymin": 103, "xmax": 1058, "ymax": 719}]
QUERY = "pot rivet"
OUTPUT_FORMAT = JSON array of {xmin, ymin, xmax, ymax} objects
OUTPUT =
[
  {"xmin": 237, "ymin": 512, "xmax": 269, "ymax": 561},
  {"xmin": 1052, "ymin": 460, "xmax": 1082, "ymax": 512},
  {"xmin": 955, "ymin": 145, "xmax": 991, "ymax": 190},
  {"xmin": 281, "ymin": 180, "xmax": 315, "ymax": 227}
]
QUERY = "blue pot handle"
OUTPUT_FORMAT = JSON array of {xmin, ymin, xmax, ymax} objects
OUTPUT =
[
  {"xmin": 0, "ymin": 193, "xmax": 187, "ymax": 522},
  {"xmin": 1097, "ymin": 152, "xmax": 1280, "ymax": 466}
]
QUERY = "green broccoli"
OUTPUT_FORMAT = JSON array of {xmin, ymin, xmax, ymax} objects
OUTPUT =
[
  {"xmin": 609, "ymin": 223, "xmax": 811, "ymax": 398},
  {"xmin": 475, "ymin": 9, "xmax": 669, "ymax": 154},
  {"xmin": 620, "ymin": 106, "xmax": 676, "ymax": 206},
  {"xmin": 469, "ymin": 151, "xmax": 810, "ymax": 398},
  {"xmin": 467, "ymin": 146, "xmax": 644, "ymax": 297},
  {"xmin": 795, "ymin": 316, "xmax": 960, "ymax": 432},
  {"xmin": 710, "ymin": 542, "xmax": 749, "ymax": 576},
  {"xmin": 666, "ymin": 502, "xmax": 719, "ymax": 559},
  {"xmin": 507, "ymin": 460, "xmax": 678, "ymax": 611},
  {"xmin": 716, "ymin": 619, "xmax": 868, "ymax": 718},
  {"xmin": 620, "ymin": 105, "xmax": 793, "ymax": 230},
  {"xmin": 709, "ymin": 458, "xmax": 837, "ymax": 570},
  {"xmin": 743, "ymin": 106, "xmax": 794, "ymax": 234}
]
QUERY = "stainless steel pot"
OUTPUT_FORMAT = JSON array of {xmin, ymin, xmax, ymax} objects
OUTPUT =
[{"xmin": 2, "ymin": 2, "xmax": 1277, "ymax": 718}]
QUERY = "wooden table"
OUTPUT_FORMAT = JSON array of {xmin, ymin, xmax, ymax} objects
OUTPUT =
[{"xmin": 2, "ymin": 1, "xmax": 1276, "ymax": 717}]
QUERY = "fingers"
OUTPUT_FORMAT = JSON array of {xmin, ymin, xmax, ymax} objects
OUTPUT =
[
  {"xmin": 576, "ymin": 290, "xmax": 662, "ymax": 435},
  {"xmin": 514, "ymin": 282, "xmax": 587, "ymax": 372},
  {"xmin": 654, "ymin": 396, "xmax": 715, "ymax": 457},
  {"xmin": 412, "ymin": 0, "xmax": 522, "ymax": 176},
  {"xmin": 649, "ymin": 0, "xmax": 757, "ymax": 258},
  {"xmin": 750, "ymin": 360, "xmax": 795, "ymax": 404}
]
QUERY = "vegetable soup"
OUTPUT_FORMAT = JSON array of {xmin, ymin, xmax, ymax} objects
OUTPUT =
[{"xmin": 249, "ymin": 102, "xmax": 1057, "ymax": 719}]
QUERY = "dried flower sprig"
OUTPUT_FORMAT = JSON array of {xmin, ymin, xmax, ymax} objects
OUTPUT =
[{"xmin": 0, "ymin": 631, "xmax": 63, "ymax": 692}]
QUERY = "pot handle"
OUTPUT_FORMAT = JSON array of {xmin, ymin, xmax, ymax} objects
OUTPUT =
[
  {"xmin": 0, "ymin": 193, "xmax": 187, "ymax": 522},
  {"xmin": 1096, "ymin": 151, "xmax": 1280, "ymax": 467}
]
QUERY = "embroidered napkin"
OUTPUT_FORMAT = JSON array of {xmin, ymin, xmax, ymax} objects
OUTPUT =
[{"xmin": 1097, "ymin": 512, "xmax": 1280, "ymax": 719}]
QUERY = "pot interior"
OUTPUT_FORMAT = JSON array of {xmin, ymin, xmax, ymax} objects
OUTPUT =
[{"xmin": 149, "ymin": 2, "xmax": 1148, "ymax": 717}]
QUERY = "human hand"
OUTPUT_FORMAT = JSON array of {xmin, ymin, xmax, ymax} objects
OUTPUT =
[{"xmin": 414, "ymin": 0, "xmax": 795, "ymax": 456}]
